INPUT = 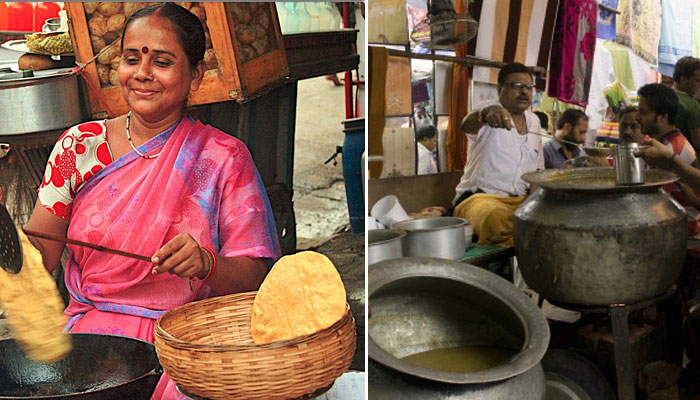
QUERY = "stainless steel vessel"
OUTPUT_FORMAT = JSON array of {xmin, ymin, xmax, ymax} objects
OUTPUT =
[
  {"xmin": 391, "ymin": 217, "xmax": 467, "ymax": 260},
  {"xmin": 369, "ymin": 257, "xmax": 550, "ymax": 399},
  {"xmin": 613, "ymin": 143, "xmax": 645, "ymax": 185},
  {"xmin": 514, "ymin": 167, "xmax": 686, "ymax": 306},
  {"xmin": 0, "ymin": 68, "xmax": 83, "ymax": 135},
  {"xmin": 368, "ymin": 229, "xmax": 405, "ymax": 265}
]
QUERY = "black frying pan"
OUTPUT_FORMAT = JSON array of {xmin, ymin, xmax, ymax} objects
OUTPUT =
[{"xmin": 0, "ymin": 333, "xmax": 161, "ymax": 399}]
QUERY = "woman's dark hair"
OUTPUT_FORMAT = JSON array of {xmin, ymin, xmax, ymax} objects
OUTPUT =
[
  {"xmin": 638, "ymin": 83, "xmax": 679, "ymax": 125},
  {"xmin": 556, "ymin": 109, "xmax": 588, "ymax": 130},
  {"xmin": 121, "ymin": 3, "xmax": 205, "ymax": 69},
  {"xmin": 415, "ymin": 125, "xmax": 437, "ymax": 142}
]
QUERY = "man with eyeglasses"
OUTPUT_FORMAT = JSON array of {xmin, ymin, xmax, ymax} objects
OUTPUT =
[{"xmin": 452, "ymin": 62, "xmax": 543, "ymax": 248}]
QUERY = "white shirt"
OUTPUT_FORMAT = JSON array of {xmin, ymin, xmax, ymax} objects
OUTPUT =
[
  {"xmin": 417, "ymin": 142, "xmax": 438, "ymax": 175},
  {"xmin": 453, "ymin": 109, "xmax": 544, "ymax": 203}
]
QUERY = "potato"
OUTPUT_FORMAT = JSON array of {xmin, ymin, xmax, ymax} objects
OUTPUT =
[
  {"xmin": 124, "ymin": 2, "xmax": 147, "ymax": 18},
  {"xmin": 88, "ymin": 13, "xmax": 108, "ymax": 37},
  {"xmin": 110, "ymin": 55, "xmax": 121, "ymax": 71},
  {"xmin": 96, "ymin": 63, "xmax": 109, "ymax": 85},
  {"xmin": 97, "ymin": 43, "xmax": 118, "ymax": 65},
  {"xmin": 103, "ymin": 31, "xmax": 119, "ymax": 44},
  {"xmin": 251, "ymin": 38, "xmax": 268, "ymax": 56},
  {"xmin": 236, "ymin": 24, "xmax": 255, "ymax": 45},
  {"xmin": 84, "ymin": 2, "xmax": 99, "ymax": 14},
  {"xmin": 240, "ymin": 45, "xmax": 256, "ymax": 61},
  {"xmin": 230, "ymin": 3, "xmax": 251, "ymax": 24},
  {"xmin": 97, "ymin": 2, "xmax": 122, "ymax": 16},
  {"xmin": 90, "ymin": 35, "xmax": 106, "ymax": 53},
  {"xmin": 252, "ymin": 24, "xmax": 267, "ymax": 41},
  {"xmin": 17, "ymin": 54, "xmax": 59, "ymax": 71},
  {"xmin": 109, "ymin": 68, "xmax": 119, "ymax": 86},
  {"xmin": 203, "ymin": 48, "xmax": 217, "ymax": 70},
  {"xmin": 257, "ymin": 11, "xmax": 271, "ymax": 30},
  {"xmin": 107, "ymin": 13, "xmax": 126, "ymax": 33}
]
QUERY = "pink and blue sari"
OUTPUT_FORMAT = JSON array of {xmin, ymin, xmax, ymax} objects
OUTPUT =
[{"xmin": 61, "ymin": 117, "xmax": 280, "ymax": 399}]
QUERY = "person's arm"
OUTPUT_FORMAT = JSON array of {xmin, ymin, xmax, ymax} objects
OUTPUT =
[
  {"xmin": 635, "ymin": 138, "xmax": 700, "ymax": 194},
  {"xmin": 460, "ymin": 105, "xmax": 515, "ymax": 134},
  {"xmin": 24, "ymin": 199, "xmax": 69, "ymax": 274},
  {"xmin": 150, "ymin": 233, "xmax": 268, "ymax": 295},
  {"xmin": 691, "ymin": 127, "xmax": 700, "ymax": 152}
]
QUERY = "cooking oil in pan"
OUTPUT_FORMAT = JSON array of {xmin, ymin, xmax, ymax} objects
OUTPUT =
[{"xmin": 400, "ymin": 346, "xmax": 516, "ymax": 373}]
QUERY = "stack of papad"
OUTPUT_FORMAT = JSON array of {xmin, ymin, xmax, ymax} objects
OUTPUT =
[{"xmin": 250, "ymin": 251, "xmax": 347, "ymax": 345}]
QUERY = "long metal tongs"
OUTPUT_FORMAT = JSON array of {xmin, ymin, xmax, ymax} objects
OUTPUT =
[{"xmin": 0, "ymin": 204, "xmax": 151, "ymax": 275}]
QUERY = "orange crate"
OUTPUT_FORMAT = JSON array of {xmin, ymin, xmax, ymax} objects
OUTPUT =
[{"xmin": 65, "ymin": 2, "xmax": 288, "ymax": 118}]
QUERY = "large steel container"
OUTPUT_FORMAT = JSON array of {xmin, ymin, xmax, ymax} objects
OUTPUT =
[
  {"xmin": 368, "ymin": 229, "xmax": 405, "ymax": 265},
  {"xmin": 369, "ymin": 258, "xmax": 549, "ymax": 399},
  {"xmin": 514, "ymin": 167, "xmax": 686, "ymax": 306},
  {"xmin": 0, "ymin": 68, "xmax": 83, "ymax": 135},
  {"xmin": 391, "ymin": 217, "xmax": 467, "ymax": 260}
]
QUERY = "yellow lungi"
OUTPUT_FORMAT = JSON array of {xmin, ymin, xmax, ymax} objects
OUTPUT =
[{"xmin": 454, "ymin": 193, "xmax": 527, "ymax": 247}]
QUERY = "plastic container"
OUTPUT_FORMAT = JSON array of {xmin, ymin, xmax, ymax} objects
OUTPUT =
[
  {"xmin": 34, "ymin": 2, "xmax": 59, "ymax": 33},
  {"xmin": 7, "ymin": 2, "xmax": 33, "ymax": 32},
  {"xmin": 342, "ymin": 118, "xmax": 365, "ymax": 233},
  {"xmin": 0, "ymin": 3, "xmax": 9, "ymax": 31},
  {"xmin": 370, "ymin": 194, "xmax": 411, "ymax": 229}
]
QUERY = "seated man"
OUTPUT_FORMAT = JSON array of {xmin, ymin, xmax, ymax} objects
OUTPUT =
[
  {"xmin": 618, "ymin": 105, "xmax": 643, "ymax": 144},
  {"xmin": 543, "ymin": 108, "xmax": 588, "ymax": 169},
  {"xmin": 453, "ymin": 63, "xmax": 542, "ymax": 247},
  {"xmin": 415, "ymin": 124, "xmax": 438, "ymax": 175}
]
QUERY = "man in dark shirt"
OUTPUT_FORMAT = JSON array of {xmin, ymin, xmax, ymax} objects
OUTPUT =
[{"xmin": 543, "ymin": 109, "xmax": 588, "ymax": 169}]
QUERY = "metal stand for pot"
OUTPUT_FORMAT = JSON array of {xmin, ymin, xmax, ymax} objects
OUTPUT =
[{"xmin": 543, "ymin": 288, "xmax": 676, "ymax": 400}]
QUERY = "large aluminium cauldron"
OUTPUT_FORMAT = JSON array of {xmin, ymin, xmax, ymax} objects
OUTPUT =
[
  {"xmin": 0, "ymin": 333, "xmax": 162, "ymax": 399},
  {"xmin": 514, "ymin": 167, "xmax": 686, "ymax": 306},
  {"xmin": 369, "ymin": 258, "xmax": 549, "ymax": 399}
]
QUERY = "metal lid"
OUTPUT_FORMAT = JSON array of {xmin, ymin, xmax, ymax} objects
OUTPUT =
[
  {"xmin": 391, "ymin": 217, "xmax": 466, "ymax": 231},
  {"xmin": 521, "ymin": 167, "xmax": 678, "ymax": 193}
]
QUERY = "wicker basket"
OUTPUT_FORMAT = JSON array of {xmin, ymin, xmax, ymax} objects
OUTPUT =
[{"xmin": 154, "ymin": 291, "xmax": 356, "ymax": 400}]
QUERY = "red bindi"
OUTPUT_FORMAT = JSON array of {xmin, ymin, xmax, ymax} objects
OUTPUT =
[{"xmin": 141, "ymin": 46, "xmax": 149, "ymax": 54}]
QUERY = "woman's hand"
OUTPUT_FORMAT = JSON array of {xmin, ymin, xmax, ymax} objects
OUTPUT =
[{"xmin": 151, "ymin": 233, "xmax": 211, "ymax": 279}]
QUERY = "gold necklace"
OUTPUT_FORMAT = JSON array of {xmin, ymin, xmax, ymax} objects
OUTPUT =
[{"xmin": 125, "ymin": 111, "xmax": 162, "ymax": 159}]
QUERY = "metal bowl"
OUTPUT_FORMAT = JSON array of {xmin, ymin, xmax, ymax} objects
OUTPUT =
[
  {"xmin": 391, "ymin": 217, "xmax": 467, "ymax": 260},
  {"xmin": 369, "ymin": 257, "xmax": 550, "ymax": 385},
  {"xmin": 520, "ymin": 167, "xmax": 678, "ymax": 193},
  {"xmin": 368, "ymin": 229, "xmax": 406, "ymax": 265}
]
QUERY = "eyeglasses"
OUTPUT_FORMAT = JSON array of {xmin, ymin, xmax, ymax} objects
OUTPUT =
[{"xmin": 504, "ymin": 82, "xmax": 536, "ymax": 90}]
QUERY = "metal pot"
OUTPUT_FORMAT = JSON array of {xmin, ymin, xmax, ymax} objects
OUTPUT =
[
  {"xmin": 369, "ymin": 257, "xmax": 550, "ymax": 399},
  {"xmin": 0, "ymin": 69, "xmax": 83, "ymax": 136},
  {"xmin": 514, "ymin": 167, "xmax": 686, "ymax": 306},
  {"xmin": 368, "ymin": 229, "xmax": 406, "ymax": 265},
  {"xmin": 0, "ymin": 333, "xmax": 162, "ymax": 399},
  {"xmin": 391, "ymin": 217, "xmax": 467, "ymax": 260}
]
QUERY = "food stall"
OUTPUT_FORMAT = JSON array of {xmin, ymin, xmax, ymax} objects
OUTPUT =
[
  {"xmin": 0, "ymin": 2, "xmax": 364, "ymax": 399},
  {"xmin": 368, "ymin": 0, "xmax": 700, "ymax": 399}
]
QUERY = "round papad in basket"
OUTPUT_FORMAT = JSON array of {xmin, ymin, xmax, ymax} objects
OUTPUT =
[{"xmin": 154, "ymin": 291, "xmax": 356, "ymax": 400}]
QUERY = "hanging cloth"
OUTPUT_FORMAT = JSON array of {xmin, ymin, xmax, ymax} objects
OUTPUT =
[
  {"xmin": 596, "ymin": 0, "xmax": 619, "ymax": 40},
  {"xmin": 615, "ymin": 0, "xmax": 661, "ymax": 66},
  {"xmin": 546, "ymin": 0, "xmax": 597, "ymax": 107},
  {"xmin": 445, "ymin": 0, "xmax": 471, "ymax": 172}
]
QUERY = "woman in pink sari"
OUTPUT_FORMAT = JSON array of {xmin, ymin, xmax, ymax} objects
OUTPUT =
[{"xmin": 25, "ymin": 4, "xmax": 280, "ymax": 399}]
